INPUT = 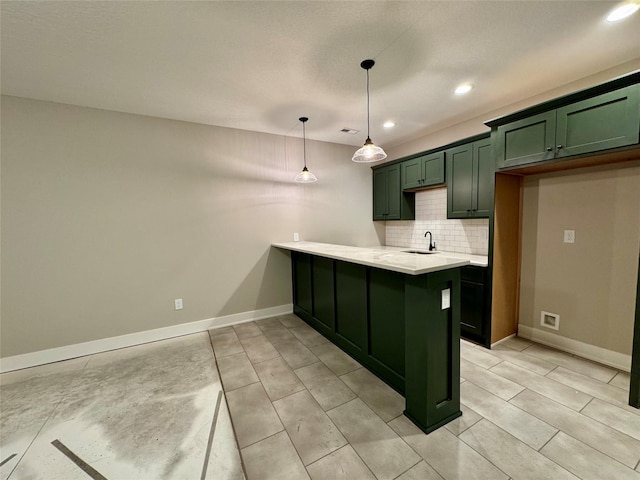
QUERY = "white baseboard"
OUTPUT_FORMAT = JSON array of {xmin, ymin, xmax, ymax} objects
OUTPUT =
[
  {"xmin": 517, "ymin": 324, "xmax": 632, "ymax": 372},
  {"xmin": 0, "ymin": 304, "xmax": 293, "ymax": 373}
]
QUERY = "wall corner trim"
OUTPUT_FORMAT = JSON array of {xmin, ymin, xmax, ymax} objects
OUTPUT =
[
  {"xmin": 517, "ymin": 324, "xmax": 632, "ymax": 372},
  {"xmin": 0, "ymin": 304, "xmax": 293, "ymax": 373}
]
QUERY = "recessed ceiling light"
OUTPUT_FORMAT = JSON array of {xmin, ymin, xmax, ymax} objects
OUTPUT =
[
  {"xmin": 454, "ymin": 83, "xmax": 474, "ymax": 95},
  {"xmin": 607, "ymin": 2, "xmax": 639, "ymax": 21},
  {"xmin": 383, "ymin": 121, "xmax": 396, "ymax": 129}
]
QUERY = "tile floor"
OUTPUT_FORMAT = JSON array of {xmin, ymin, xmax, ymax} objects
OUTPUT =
[
  {"xmin": 0, "ymin": 333, "xmax": 243, "ymax": 480},
  {"xmin": 2, "ymin": 313, "xmax": 639, "ymax": 480},
  {"xmin": 212, "ymin": 313, "xmax": 640, "ymax": 480}
]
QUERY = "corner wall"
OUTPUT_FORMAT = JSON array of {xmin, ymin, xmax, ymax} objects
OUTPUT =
[
  {"xmin": 0, "ymin": 96, "xmax": 383, "ymax": 358},
  {"xmin": 519, "ymin": 163, "xmax": 640, "ymax": 357}
]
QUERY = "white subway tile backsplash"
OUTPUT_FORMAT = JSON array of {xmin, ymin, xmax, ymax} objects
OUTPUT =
[{"xmin": 385, "ymin": 188, "xmax": 489, "ymax": 255}]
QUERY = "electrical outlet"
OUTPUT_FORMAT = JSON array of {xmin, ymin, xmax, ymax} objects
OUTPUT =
[
  {"xmin": 441, "ymin": 288, "xmax": 450, "ymax": 310},
  {"xmin": 563, "ymin": 230, "xmax": 575, "ymax": 243},
  {"xmin": 174, "ymin": 298, "xmax": 183, "ymax": 310},
  {"xmin": 293, "ymin": 232, "xmax": 300, "ymax": 242}
]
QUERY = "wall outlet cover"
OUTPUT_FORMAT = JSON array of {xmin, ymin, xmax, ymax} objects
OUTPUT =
[
  {"xmin": 174, "ymin": 298, "xmax": 183, "ymax": 310},
  {"xmin": 563, "ymin": 230, "xmax": 575, "ymax": 243},
  {"xmin": 293, "ymin": 232, "xmax": 300, "ymax": 242},
  {"xmin": 540, "ymin": 311, "xmax": 559, "ymax": 330},
  {"xmin": 441, "ymin": 288, "xmax": 451, "ymax": 310}
]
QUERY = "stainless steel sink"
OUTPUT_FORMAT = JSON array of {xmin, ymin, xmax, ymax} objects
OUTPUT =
[{"xmin": 402, "ymin": 250, "xmax": 438, "ymax": 254}]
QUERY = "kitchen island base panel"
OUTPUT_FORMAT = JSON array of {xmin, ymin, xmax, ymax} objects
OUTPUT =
[{"xmin": 288, "ymin": 247, "xmax": 462, "ymax": 433}]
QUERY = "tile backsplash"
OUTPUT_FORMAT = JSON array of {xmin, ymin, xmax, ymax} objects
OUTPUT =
[{"xmin": 385, "ymin": 188, "xmax": 489, "ymax": 255}]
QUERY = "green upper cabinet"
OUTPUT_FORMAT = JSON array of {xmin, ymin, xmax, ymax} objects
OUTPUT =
[
  {"xmin": 556, "ymin": 86, "xmax": 640, "ymax": 158},
  {"xmin": 446, "ymin": 137, "xmax": 492, "ymax": 219},
  {"xmin": 373, "ymin": 163, "xmax": 415, "ymax": 221},
  {"xmin": 495, "ymin": 110, "xmax": 556, "ymax": 169},
  {"xmin": 495, "ymin": 84, "xmax": 640, "ymax": 170},
  {"xmin": 401, "ymin": 152, "xmax": 445, "ymax": 190}
]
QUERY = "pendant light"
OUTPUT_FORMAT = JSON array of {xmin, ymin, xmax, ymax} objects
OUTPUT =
[
  {"xmin": 352, "ymin": 59, "xmax": 387, "ymax": 163},
  {"xmin": 294, "ymin": 116, "xmax": 317, "ymax": 183}
]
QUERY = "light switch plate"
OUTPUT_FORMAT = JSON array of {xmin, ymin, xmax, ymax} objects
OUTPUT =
[
  {"xmin": 563, "ymin": 230, "xmax": 575, "ymax": 243},
  {"xmin": 174, "ymin": 298, "xmax": 183, "ymax": 310},
  {"xmin": 441, "ymin": 288, "xmax": 450, "ymax": 310}
]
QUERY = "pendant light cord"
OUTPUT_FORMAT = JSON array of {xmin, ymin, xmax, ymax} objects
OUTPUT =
[
  {"xmin": 366, "ymin": 68, "xmax": 371, "ymax": 139},
  {"xmin": 302, "ymin": 120, "xmax": 307, "ymax": 168}
]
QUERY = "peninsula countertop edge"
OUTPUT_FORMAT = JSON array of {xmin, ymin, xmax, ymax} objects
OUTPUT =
[{"xmin": 272, "ymin": 241, "xmax": 482, "ymax": 275}]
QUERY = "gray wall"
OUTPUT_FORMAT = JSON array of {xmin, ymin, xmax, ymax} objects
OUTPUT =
[
  {"xmin": 1, "ymin": 96, "xmax": 383, "ymax": 357},
  {"xmin": 519, "ymin": 164, "xmax": 640, "ymax": 356}
]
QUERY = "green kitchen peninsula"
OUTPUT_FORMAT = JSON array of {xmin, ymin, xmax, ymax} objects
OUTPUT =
[{"xmin": 272, "ymin": 241, "xmax": 470, "ymax": 434}]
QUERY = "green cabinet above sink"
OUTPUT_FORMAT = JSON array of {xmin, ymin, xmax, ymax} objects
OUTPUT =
[{"xmin": 401, "ymin": 152, "xmax": 445, "ymax": 190}]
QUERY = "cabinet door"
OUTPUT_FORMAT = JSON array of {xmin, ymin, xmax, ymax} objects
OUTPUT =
[
  {"xmin": 461, "ymin": 280, "xmax": 484, "ymax": 336},
  {"xmin": 385, "ymin": 164, "xmax": 402, "ymax": 219},
  {"xmin": 312, "ymin": 256, "xmax": 335, "ymax": 332},
  {"xmin": 369, "ymin": 269, "xmax": 405, "ymax": 380},
  {"xmin": 373, "ymin": 168, "xmax": 388, "ymax": 220},
  {"xmin": 473, "ymin": 139, "xmax": 493, "ymax": 217},
  {"xmin": 446, "ymin": 143, "xmax": 474, "ymax": 218},
  {"xmin": 334, "ymin": 262, "xmax": 367, "ymax": 353},
  {"xmin": 556, "ymin": 85, "xmax": 640, "ymax": 158},
  {"xmin": 421, "ymin": 152, "xmax": 445, "ymax": 187},
  {"xmin": 401, "ymin": 158, "xmax": 422, "ymax": 189},
  {"xmin": 495, "ymin": 110, "xmax": 556, "ymax": 169},
  {"xmin": 293, "ymin": 252, "xmax": 312, "ymax": 315}
]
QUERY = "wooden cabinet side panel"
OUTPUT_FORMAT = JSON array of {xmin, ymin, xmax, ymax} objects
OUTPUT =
[{"xmin": 491, "ymin": 174, "xmax": 522, "ymax": 344}]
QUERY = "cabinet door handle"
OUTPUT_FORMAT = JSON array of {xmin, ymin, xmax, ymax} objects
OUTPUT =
[
  {"xmin": 556, "ymin": 145, "xmax": 563, "ymax": 149},
  {"xmin": 546, "ymin": 147, "xmax": 553, "ymax": 152}
]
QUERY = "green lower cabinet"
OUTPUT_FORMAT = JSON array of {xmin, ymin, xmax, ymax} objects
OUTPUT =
[
  {"xmin": 290, "ymin": 253, "xmax": 462, "ymax": 432},
  {"xmin": 312, "ymin": 256, "xmax": 335, "ymax": 334},
  {"xmin": 292, "ymin": 252, "xmax": 312, "ymax": 315},
  {"xmin": 460, "ymin": 266, "xmax": 490, "ymax": 346},
  {"xmin": 368, "ymin": 269, "xmax": 405, "ymax": 392},
  {"xmin": 334, "ymin": 262, "xmax": 368, "ymax": 354},
  {"xmin": 404, "ymin": 269, "xmax": 462, "ymax": 433}
]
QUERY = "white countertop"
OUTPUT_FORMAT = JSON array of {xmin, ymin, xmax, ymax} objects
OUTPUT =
[{"xmin": 272, "ymin": 241, "xmax": 487, "ymax": 275}]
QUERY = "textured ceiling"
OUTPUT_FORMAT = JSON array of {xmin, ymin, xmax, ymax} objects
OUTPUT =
[{"xmin": 2, "ymin": 1, "xmax": 639, "ymax": 148}]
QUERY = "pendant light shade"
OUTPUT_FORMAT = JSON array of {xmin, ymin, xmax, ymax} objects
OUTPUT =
[
  {"xmin": 294, "ymin": 117, "xmax": 317, "ymax": 183},
  {"xmin": 352, "ymin": 59, "xmax": 387, "ymax": 163}
]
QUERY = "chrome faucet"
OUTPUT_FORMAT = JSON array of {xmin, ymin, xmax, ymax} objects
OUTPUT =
[{"xmin": 424, "ymin": 231, "xmax": 436, "ymax": 251}]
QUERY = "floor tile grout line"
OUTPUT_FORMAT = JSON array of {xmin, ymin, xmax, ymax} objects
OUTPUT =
[
  {"xmin": 578, "ymin": 395, "xmax": 596, "ymax": 414},
  {"xmin": 5, "ymin": 395, "xmax": 66, "ymax": 479},
  {"xmin": 391, "ymin": 457, "xmax": 423, "ymax": 479},
  {"xmin": 452, "ymin": 418, "xmax": 513, "ymax": 480},
  {"xmin": 505, "ymin": 387, "xmax": 640, "ymax": 468},
  {"xmin": 207, "ymin": 332, "xmax": 250, "ymax": 480},
  {"xmin": 536, "ymin": 428, "xmax": 561, "ymax": 453},
  {"xmin": 200, "ymin": 389, "xmax": 223, "ymax": 480}
]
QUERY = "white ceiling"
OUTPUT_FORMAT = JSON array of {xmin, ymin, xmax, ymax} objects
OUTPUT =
[{"xmin": 2, "ymin": 1, "xmax": 639, "ymax": 148}]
